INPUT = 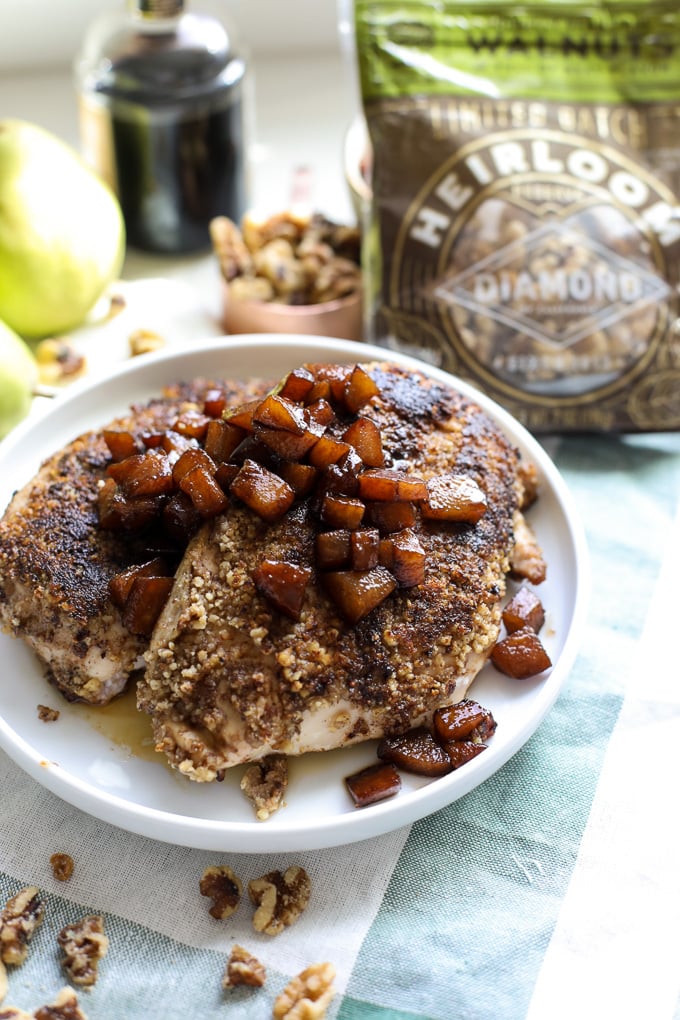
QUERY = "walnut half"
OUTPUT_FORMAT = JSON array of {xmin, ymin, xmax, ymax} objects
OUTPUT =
[
  {"xmin": 57, "ymin": 915, "xmax": 108, "ymax": 987},
  {"xmin": 272, "ymin": 962, "xmax": 336, "ymax": 1020},
  {"xmin": 248, "ymin": 866, "xmax": 311, "ymax": 937},
  {"xmin": 0, "ymin": 887, "xmax": 45, "ymax": 967},
  {"xmin": 199, "ymin": 866, "xmax": 242, "ymax": 920}
]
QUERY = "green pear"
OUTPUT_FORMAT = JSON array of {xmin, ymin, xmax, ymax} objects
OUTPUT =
[
  {"xmin": 0, "ymin": 318, "xmax": 38, "ymax": 438},
  {"xmin": 0, "ymin": 119, "xmax": 125, "ymax": 339}
]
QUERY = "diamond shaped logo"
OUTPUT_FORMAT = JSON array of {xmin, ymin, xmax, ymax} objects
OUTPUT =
[{"xmin": 434, "ymin": 217, "xmax": 670, "ymax": 349}]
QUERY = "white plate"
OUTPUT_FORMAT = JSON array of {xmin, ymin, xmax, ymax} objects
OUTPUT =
[{"xmin": 0, "ymin": 336, "xmax": 588, "ymax": 852}]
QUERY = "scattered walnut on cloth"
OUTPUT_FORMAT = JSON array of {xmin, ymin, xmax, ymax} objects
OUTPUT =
[
  {"xmin": 272, "ymin": 962, "xmax": 336, "ymax": 1020},
  {"xmin": 34, "ymin": 987, "xmax": 88, "ymax": 1020},
  {"xmin": 57, "ymin": 915, "xmax": 108, "ymax": 987},
  {"xmin": 248, "ymin": 867, "xmax": 311, "ymax": 937},
  {"xmin": 222, "ymin": 944, "xmax": 266, "ymax": 989},
  {"xmin": 199, "ymin": 866, "xmax": 242, "ymax": 920},
  {"xmin": 0, "ymin": 887, "xmax": 45, "ymax": 969}
]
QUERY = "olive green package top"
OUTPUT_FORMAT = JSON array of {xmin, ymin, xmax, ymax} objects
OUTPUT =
[{"xmin": 354, "ymin": 0, "xmax": 680, "ymax": 431}]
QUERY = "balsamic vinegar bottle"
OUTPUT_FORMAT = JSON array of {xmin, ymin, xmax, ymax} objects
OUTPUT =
[{"xmin": 76, "ymin": 0, "xmax": 248, "ymax": 255}]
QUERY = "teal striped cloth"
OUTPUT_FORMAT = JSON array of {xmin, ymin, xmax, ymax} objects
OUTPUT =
[{"xmin": 2, "ymin": 429, "xmax": 679, "ymax": 1020}]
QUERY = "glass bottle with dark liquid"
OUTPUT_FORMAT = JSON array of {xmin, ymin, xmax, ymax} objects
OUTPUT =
[{"xmin": 77, "ymin": 0, "xmax": 247, "ymax": 254}]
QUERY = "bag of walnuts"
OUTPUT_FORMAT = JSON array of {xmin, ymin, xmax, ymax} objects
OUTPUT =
[{"xmin": 352, "ymin": 0, "xmax": 680, "ymax": 431}]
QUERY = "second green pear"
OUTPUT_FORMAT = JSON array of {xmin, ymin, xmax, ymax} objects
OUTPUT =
[{"xmin": 0, "ymin": 318, "xmax": 38, "ymax": 438}]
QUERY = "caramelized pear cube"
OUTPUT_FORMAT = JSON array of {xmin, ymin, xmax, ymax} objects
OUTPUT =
[
  {"xmin": 97, "ymin": 477, "xmax": 160, "ymax": 532},
  {"xmin": 358, "ymin": 469, "xmax": 428, "ymax": 503},
  {"xmin": 253, "ymin": 393, "xmax": 307, "ymax": 434},
  {"xmin": 343, "ymin": 364, "xmax": 380, "ymax": 414},
  {"xmin": 345, "ymin": 761, "xmax": 401, "ymax": 808},
  {"xmin": 320, "ymin": 495, "xmax": 365, "ymax": 530},
  {"xmin": 257, "ymin": 426, "xmax": 320, "ymax": 462},
  {"xmin": 342, "ymin": 417, "xmax": 384, "ymax": 467},
  {"xmin": 322, "ymin": 566, "xmax": 396, "ymax": 623},
  {"xmin": 420, "ymin": 474, "xmax": 487, "ymax": 523},
  {"xmin": 443, "ymin": 740, "xmax": 487, "ymax": 770},
  {"xmin": 223, "ymin": 399, "xmax": 260, "ymax": 432},
  {"xmin": 122, "ymin": 574, "xmax": 174, "ymax": 635},
  {"xmin": 308, "ymin": 435, "xmax": 351, "ymax": 470},
  {"xmin": 202, "ymin": 388, "xmax": 227, "ymax": 418},
  {"xmin": 490, "ymin": 626, "xmax": 552, "ymax": 678},
  {"xmin": 253, "ymin": 559, "xmax": 312, "ymax": 619},
  {"xmin": 389, "ymin": 529, "xmax": 426, "ymax": 587},
  {"xmin": 231, "ymin": 459, "xmax": 295, "ymax": 522},
  {"xmin": 106, "ymin": 450, "xmax": 174, "ymax": 498},
  {"xmin": 108, "ymin": 556, "xmax": 172, "ymax": 609},
  {"xmin": 278, "ymin": 366, "xmax": 315, "ymax": 403},
  {"xmin": 350, "ymin": 528, "xmax": 380, "ymax": 571},
  {"xmin": 203, "ymin": 419, "xmax": 247, "ymax": 462},
  {"xmin": 307, "ymin": 363, "xmax": 352, "ymax": 405},
  {"xmin": 279, "ymin": 461, "xmax": 318, "ymax": 498},
  {"xmin": 433, "ymin": 699, "xmax": 491, "ymax": 742},
  {"xmin": 160, "ymin": 429, "xmax": 198, "ymax": 456},
  {"xmin": 172, "ymin": 447, "xmax": 216, "ymax": 485},
  {"xmin": 365, "ymin": 500, "xmax": 417, "ymax": 533},
  {"xmin": 179, "ymin": 465, "xmax": 230, "ymax": 517},
  {"xmin": 304, "ymin": 398, "xmax": 336, "ymax": 429},
  {"xmin": 502, "ymin": 587, "xmax": 545, "ymax": 634},
  {"xmin": 172, "ymin": 410, "xmax": 211, "ymax": 440},
  {"xmin": 377, "ymin": 727, "xmax": 452, "ymax": 777},
  {"xmin": 315, "ymin": 529, "xmax": 351, "ymax": 570},
  {"xmin": 103, "ymin": 429, "xmax": 138, "ymax": 462}
]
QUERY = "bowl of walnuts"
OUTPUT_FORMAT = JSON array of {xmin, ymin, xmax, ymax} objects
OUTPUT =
[{"xmin": 210, "ymin": 210, "xmax": 363, "ymax": 342}]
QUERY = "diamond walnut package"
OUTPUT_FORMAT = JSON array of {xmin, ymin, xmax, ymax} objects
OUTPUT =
[{"xmin": 353, "ymin": 0, "xmax": 680, "ymax": 432}]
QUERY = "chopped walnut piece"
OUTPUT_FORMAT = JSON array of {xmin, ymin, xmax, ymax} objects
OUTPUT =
[
  {"xmin": 37, "ymin": 705, "xmax": 60, "ymax": 723},
  {"xmin": 33, "ymin": 987, "xmax": 88, "ymax": 1020},
  {"xmin": 57, "ymin": 915, "xmax": 108, "ymax": 987},
  {"xmin": 240, "ymin": 755, "xmax": 288, "ymax": 820},
  {"xmin": 199, "ymin": 866, "xmax": 242, "ymax": 920},
  {"xmin": 248, "ymin": 866, "xmax": 311, "ymax": 937},
  {"xmin": 0, "ymin": 1005, "xmax": 32, "ymax": 1019},
  {"xmin": 0, "ymin": 887, "xmax": 45, "ymax": 967},
  {"xmin": 128, "ymin": 329, "xmax": 165, "ymax": 358},
  {"xmin": 50, "ymin": 854, "xmax": 74, "ymax": 883},
  {"xmin": 107, "ymin": 292, "xmax": 127, "ymax": 318},
  {"xmin": 223, "ymin": 944, "xmax": 266, "ymax": 989},
  {"xmin": 35, "ymin": 339, "xmax": 86, "ymax": 387},
  {"xmin": 272, "ymin": 962, "xmax": 336, "ymax": 1020}
]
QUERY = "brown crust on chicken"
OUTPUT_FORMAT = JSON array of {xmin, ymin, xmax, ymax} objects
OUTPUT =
[
  {"xmin": 0, "ymin": 378, "xmax": 270, "ymax": 704},
  {"xmin": 139, "ymin": 363, "xmax": 533, "ymax": 778}
]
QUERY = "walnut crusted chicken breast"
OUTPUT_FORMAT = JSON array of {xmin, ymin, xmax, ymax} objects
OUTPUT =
[
  {"xmin": 0, "ymin": 377, "xmax": 270, "ymax": 704},
  {"xmin": 139, "ymin": 362, "xmax": 544, "ymax": 780}
]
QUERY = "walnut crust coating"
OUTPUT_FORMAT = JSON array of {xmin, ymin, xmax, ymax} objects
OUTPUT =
[
  {"xmin": 140, "ymin": 363, "xmax": 524, "ymax": 778},
  {"xmin": 0, "ymin": 378, "xmax": 271, "ymax": 705}
]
